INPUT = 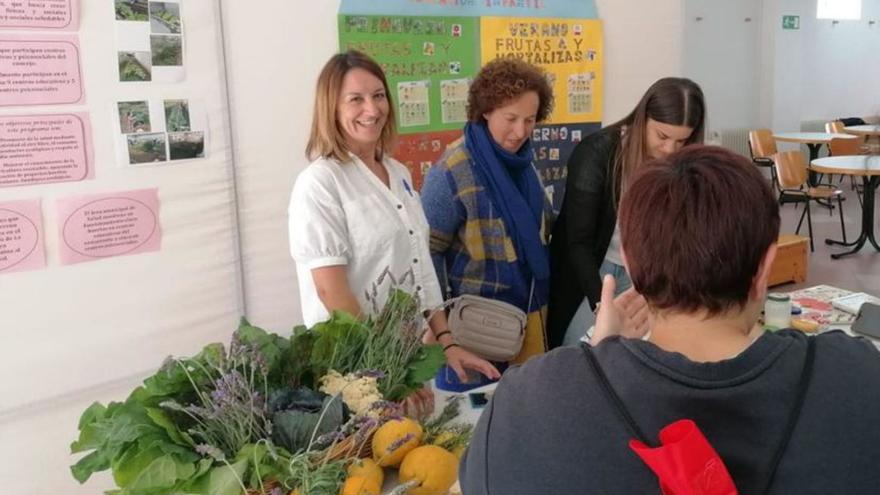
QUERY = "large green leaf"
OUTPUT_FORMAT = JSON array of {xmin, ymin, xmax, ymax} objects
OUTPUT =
[
  {"xmin": 146, "ymin": 408, "xmax": 194, "ymax": 447},
  {"xmin": 143, "ymin": 343, "xmax": 224, "ymax": 398},
  {"xmin": 404, "ymin": 344, "xmax": 446, "ymax": 386},
  {"xmin": 122, "ymin": 455, "xmax": 196, "ymax": 494},
  {"xmin": 111, "ymin": 445, "xmax": 164, "ymax": 487},
  {"xmin": 234, "ymin": 318, "xmax": 290, "ymax": 384},
  {"xmin": 71, "ymin": 450, "xmax": 111, "ymax": 484},
  {"xmin": 183, "ymin": 460, "xmax": 248, "ymax": 495},
  {"xmin": 71, "ymin": 402, "xmax": 112, "ymax": 453}
]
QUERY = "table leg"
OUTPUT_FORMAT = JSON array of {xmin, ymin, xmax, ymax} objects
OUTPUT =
[
  {"xmin": 807, "ymin": 143, "xmax": 821, "ymax": 186},
  {"xmin": 829, "ymin": 176, "xmax": 879, "ymax": 259}
]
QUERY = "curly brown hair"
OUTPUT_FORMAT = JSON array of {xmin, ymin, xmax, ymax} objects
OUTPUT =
[{"xmin": 467, "ymin": 57, "xmax": 554, "ymax": 123}]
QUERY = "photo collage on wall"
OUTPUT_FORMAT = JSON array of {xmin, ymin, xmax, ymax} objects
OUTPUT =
[
  {"xmin": 115, "ymin": 0, "xmax": 185, "ymax": 82},
  {"xmin": 116, "ymin": 98, "xmax": 206, "ymax": 165}
]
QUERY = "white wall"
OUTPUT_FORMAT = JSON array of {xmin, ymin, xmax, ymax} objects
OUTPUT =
[
  {"xmin": 763, "ymin": 0, "xmax": 880, "ymax": 131},
  {"xmin": 597, "ymin": 0, "xmax": 685, "ymax": 122},
  {"xmin": 683, "ymin": 0, "xmax": 762, "ymax": 131}
]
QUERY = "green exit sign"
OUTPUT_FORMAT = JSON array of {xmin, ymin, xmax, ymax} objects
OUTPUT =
[{"xmin": 782, "ymin": 15, "xmax": 800, "ymax": 29}]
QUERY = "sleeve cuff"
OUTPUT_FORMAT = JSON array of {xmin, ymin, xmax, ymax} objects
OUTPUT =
[{"xmin": 301, "ymin": 256, "xmax": 348, "ymax": 269}]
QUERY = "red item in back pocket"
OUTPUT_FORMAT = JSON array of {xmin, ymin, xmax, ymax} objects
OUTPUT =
[{"xmin": 629, "ymin": 419, "xmax": 738, "ymax": 495}]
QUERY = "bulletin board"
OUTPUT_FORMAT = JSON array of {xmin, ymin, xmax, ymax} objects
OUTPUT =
[{"xmin": 338, "ymin": 0, "xmax": 602, "ymax": 210}]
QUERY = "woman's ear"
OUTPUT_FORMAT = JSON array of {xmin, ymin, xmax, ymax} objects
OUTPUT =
[{"xmin": 751, "ymin": 243, "xmax": 779, "ymax": 302}]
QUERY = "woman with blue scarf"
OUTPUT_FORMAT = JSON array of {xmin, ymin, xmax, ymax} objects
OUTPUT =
[{"xmin": 421, "ymin": 58, "xmax": 555, "ymax": 367}]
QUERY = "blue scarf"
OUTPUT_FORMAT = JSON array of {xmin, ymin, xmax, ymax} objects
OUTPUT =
[{"xmin": 464, "ymin": 122, "xmax": 549, "ymax": 287}]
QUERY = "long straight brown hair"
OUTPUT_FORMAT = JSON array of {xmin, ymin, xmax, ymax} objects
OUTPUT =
[
  {"xmin": 610, "ymin": 77, "xmax": 706, "ymax": 202},
  {"xmin": 305, "ymin": 50, "xmax": 397, "ymax": 163}
]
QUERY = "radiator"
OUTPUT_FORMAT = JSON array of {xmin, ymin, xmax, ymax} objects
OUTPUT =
[{"xmin": 716, "ymin": 128, "xmax": 751, "ymax": 158}]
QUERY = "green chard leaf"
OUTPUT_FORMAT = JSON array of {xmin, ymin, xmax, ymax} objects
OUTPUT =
[{"xmin": 405, "ymin": 343, "xmax": 446, "ymax": 386}]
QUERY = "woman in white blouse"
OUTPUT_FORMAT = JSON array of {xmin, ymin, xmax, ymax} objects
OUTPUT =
[{"xmin": 289, "ymin": 51, "xmax": 500, "ymax": 401}]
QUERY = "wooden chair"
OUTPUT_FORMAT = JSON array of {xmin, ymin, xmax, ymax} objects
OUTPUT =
[
  {"xmin": 774, "ymin": 150, "xmax": 847, "ymax": 252},
  {"xmin": 825, "ymin": 121, "xmax": 845, "ymax": 134},
  {"xmin": 749, "ymin": 129, "xmax": 779, "ymax": 194},
  {"xmin": 828, "ymin": 120, "xmax": 872, "ymax": 154}
]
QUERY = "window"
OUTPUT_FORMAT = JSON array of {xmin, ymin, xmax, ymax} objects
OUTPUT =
[{"xmin": 817, "ymin": 0, "xmax": 861, "ymax": 20}]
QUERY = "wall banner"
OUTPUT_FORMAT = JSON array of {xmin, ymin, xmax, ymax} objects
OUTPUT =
[{"xmin": 339, "ymin": 0, "xmax": 601, "ymax": 212}]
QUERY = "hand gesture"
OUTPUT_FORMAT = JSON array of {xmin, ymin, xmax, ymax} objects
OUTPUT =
[
  {"xmin": 592, "ymin": 275, "xmax": 651, "ymax": 345},
  {"xmin": 444, "ymin": 345, "xmax": 501, "ymax": 383}
]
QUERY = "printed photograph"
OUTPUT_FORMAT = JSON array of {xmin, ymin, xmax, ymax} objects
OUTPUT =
[
  {"xmin": 115, "ymin": 0, "xmax": 148, "ymax": 21},
  {"xmin": 118, "ymin": 101, "xmax": 151, "ymax": 133},
  {"xmin": 118, "ymin": 51, "xmax": 152, "ymax": 82},
  {"xmin": 151, "ymin": 34, "xmax": 183, "ymax": 66},
  {"xmin": 169, "ymin": 131, "xmax": 205, "ymax": 160},
  {"xmin": 149, "ymin": 2, "xmax": 181, "ymax": 34},
  {"xmin": 127, "ymin": 133, "xmax": 167, "ymax": 164},
  {"xmin": 164, "ymin": 100, "xmax": 191, "ymax": 132}
]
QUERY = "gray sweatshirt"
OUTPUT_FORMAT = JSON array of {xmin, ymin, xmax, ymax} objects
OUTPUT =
[{"xmin": 461, "ymin": 330, "xmax": 880, "ymax": 493}]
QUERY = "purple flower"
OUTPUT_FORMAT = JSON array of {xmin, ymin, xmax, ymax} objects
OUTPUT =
[{"xmin": 387, "ymin": 433, "xmax": 415, "ymax": 453}]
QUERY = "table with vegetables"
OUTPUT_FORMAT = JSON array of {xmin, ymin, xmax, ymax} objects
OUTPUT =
[{"xmin": 70, "ymin": 290, "xmax": 476, "ymax": 495}]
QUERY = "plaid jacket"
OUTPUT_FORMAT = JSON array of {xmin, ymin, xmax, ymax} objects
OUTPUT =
[{"xmin": 420, "ymin": 138, "xmax": 554, "ymax": 311}]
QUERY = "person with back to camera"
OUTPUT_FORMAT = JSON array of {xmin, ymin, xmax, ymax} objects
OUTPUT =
[
  {"xmin": 547, "ymin": 77, "xmax": 706, "ymax": 348},
  {"xmin": 288, "ymin": 51, "xmax": 499, "ymax": 418},
  {"xmin": 420, "ymin": 57, "xmax": 555, "ymax": 367},
  {"xmin": 460, "ymin": 145, "xmax": 880, "ymax": 493}
]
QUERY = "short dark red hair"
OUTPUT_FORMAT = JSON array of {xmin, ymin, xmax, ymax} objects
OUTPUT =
[{"xmin": 619, "ymin": 145, "xmax": 780, "ymax": 315}]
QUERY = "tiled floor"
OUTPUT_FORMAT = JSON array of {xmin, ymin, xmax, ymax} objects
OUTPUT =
[{"xmin": 775, "ymin": 182, "xmax": 880, "ymax": 295}]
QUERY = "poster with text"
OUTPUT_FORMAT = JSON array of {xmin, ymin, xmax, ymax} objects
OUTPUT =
[
  {"xmin": 480, "ymin": 17, "xmax": 602, "ymax": 124},
  {"xmin": 0, "ymin": 113, "xmax": 94, "ymax": 188},
  {"xmin": 0, "ymin": 34, "xmax": 83, "ymax": 106},
  {"xmin": 337, "ymin": 0, "xmax": 602, "ymax": 199},
  {"xmin": 56, "ymin": 188, "xmax": 161, "ymax": 265},
  {"xmin": 0, "ymin": 199, "xmax": 45, "ymax": 275},
  {"xmin": 338, "ymin": 14, "xmax": 480, "ymax": 134},
  {"xmin": 0, "ymin": 0, "xmax": 79, "ymax": 31},
  {"xmin": 531, "ymin": 122, "xmax": 600, "ymax": 211}
]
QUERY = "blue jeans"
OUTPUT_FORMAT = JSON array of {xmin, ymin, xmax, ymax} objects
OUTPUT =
[{"xmin": 562, "ymin": 259, "xmax": 632, "ymax": 346}]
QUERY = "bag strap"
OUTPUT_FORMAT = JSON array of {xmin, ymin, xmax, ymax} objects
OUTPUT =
[
  {"xmin": 757, "ymin": 336, "xmax": 815, "ymax": 494},
  {"xmin": 582, "ymin": 336, "xmax": 816, "ymax": 494}
]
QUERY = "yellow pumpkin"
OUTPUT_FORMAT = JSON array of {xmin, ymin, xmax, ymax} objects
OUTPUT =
[
  {"xmin": 398, "ymin": 445, "xmax": 458, "ymax": 495},
  {"xmin": 347, "ymin": 458, "xmax": 384, "ymax": 487},
  {"xmin": 339, "ymin": 475, "xmax": 382, "ymax": 495},
  {"xmin": 371, "ymin": 417, "xmax": 424, "ymax": 468}
]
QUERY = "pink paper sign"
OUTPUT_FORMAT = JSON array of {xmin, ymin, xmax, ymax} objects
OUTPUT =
[
  {"xmin": 0, "ymin": 0, "xmax": 79, "ymax": 30},
  {"xmin": 57, "ymin": 189, "xmax": 161, "ymax": 265},
  {"xmin": 0, "ymin": 34, "xmax": 83, "ymax": 106},
  {"xmin": 0, "ymin": 113, "xmax": 93, "ymax": 188},
  {"xmin": 0, "ymin": 199, "xmax": 45, "ymax": 274}
]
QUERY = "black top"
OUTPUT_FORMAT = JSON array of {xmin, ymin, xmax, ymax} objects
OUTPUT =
[
  {"xmin": 547, "ymin": 126, "xmax": 621, "ymax": 347},
  {"xmin": 460, "ymin": 330, "xmax": 880, "ymax": 494}
]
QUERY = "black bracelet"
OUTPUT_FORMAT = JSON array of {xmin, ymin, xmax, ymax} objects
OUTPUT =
[
  {"xmin": 443, "ymin": 342, "xmax": 460, "ymax": 352},
  {"xmin": 434, "ymin": 330, "xmax": 452, "ymax": 340}
]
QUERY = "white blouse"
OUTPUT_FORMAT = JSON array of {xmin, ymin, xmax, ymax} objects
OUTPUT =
[{"xmin": 288, "ymin": 154, "xmax": 443, "ymax": 327}]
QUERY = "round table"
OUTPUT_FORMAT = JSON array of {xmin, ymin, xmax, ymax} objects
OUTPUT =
[
  {"xmin": 775, "ymin": 132, "xmax": 858, "ymax": 185},
  {"xmin": 810, "ymin": 155, "xmax": 880, "ymax": 259},
  {"xmin": 843, "ymin": 125, "xmax": 880, "ymax": 138},
  {"xmin": 844, "ymin": 125, "xmax": 880, "ymax": 155}
]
